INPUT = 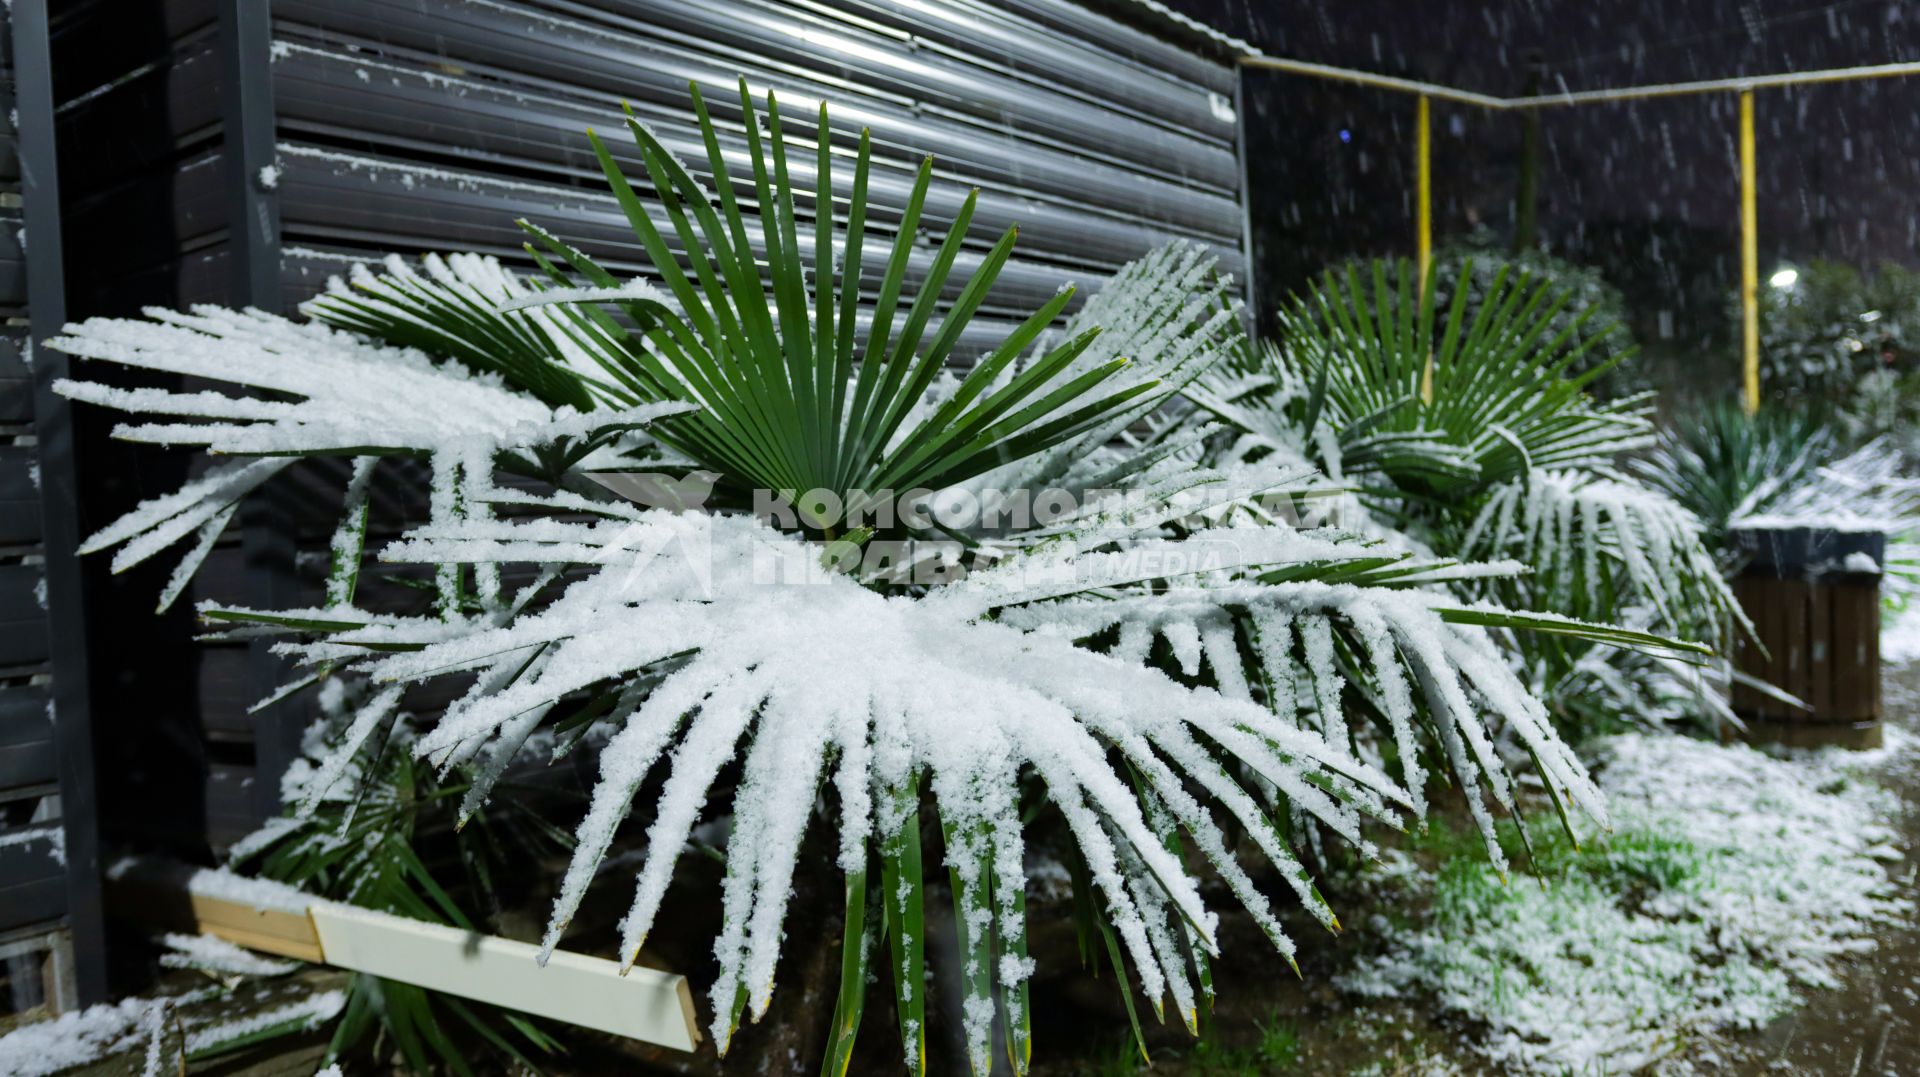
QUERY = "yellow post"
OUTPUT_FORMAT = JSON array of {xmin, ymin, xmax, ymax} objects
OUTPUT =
[
  {"xmin": 1416, "ymin": 94, "xmax": 1434, "ymax": 402},
  {"xmin": 1739, "ymin": 89, "xmax": 1760, "ymax": 414},
  {"xmin": 1416, "ymin": 94, "xmax": 1432, "ymax": 286}
]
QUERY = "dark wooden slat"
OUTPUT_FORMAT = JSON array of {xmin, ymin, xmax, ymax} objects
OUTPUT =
[{"xmin": 1806, "ymin": 581, "xmax": 1832, "ymax": 719}]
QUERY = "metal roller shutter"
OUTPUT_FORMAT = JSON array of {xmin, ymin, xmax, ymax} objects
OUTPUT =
[{"xmin": 260, "ymin": 0, "xmax": 1249, "ymax": 339}]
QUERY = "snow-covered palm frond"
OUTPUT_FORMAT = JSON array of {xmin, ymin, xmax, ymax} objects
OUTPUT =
[
  {"xmin": 246, "ymin": 510, "xmax": 1414, "ymax": 1066},
  {"xmin": 1637, "ymin": 400, "xmax": 1920, "ymax": 554},
  {"xmin": 1531, "ymin": 638, "xmax": 1738, "ymax": 733},
  {"xmin": 48, "ymin": 305, "xmax": 688, "ymax": 610},
  {"xmin": 302, "ymin": 251, "xmax": 652, "ymax": 411},
  {"xmin": 1162, "ymin": 258, "xmax": 1735, "ymax": 730},
  {"xmin": 1733, "ymin": 437, "xmax": 1920, "ymax": 532},
  {"xmin": 51, "ymin": 306, "xmax": 558, "ymax": 454},
  {"xmin": 1002, "ymin": 241, "xmax": 1249, "ymax": 493},
  {"xmin": 1456, "ymin": 470, "xmax": 1742, "ymax": 640},
  {"xmin": 997, "ymin": 580, "xmax": 1613, "ymax": 869},
  {"xmin": 1631, "ymin": 401, "xmax": 1834, "ymax": 547}
]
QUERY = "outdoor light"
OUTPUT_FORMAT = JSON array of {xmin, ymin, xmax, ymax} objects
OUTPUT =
[{"xmin": 1769, "ymin": 267, "xmax": 1800, "ymax": 289}]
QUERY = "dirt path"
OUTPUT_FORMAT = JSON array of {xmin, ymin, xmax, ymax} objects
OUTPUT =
[{"xmin": 1727, "ymin": 663, "xmax": 1920, "ymax": 1076}]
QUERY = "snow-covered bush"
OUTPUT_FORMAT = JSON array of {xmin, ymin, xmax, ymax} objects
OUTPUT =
[{"xmin": 51, "ymin": 82, "xmax": 1695, "ymax": 1072}]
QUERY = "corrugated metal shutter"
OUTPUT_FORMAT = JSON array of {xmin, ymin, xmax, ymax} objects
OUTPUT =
[
  {"xmin": 3, "ymin": 0, "xmax": 105, "ymax": 1010},
  {"xmin": 74, "ymin": 0, "xmax": 1249, "ymax": 323},
  {"xmin": 54, "ymin": 0, "xmax": 1249, "ymax": 846},
  {"xmin": 268, "ymin": 0, "xmax": 1246, "ymax": 333}
]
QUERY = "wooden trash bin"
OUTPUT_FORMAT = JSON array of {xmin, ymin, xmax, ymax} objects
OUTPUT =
[{"xmin": 1729, "ymin": 524, "xmax": 1884, "ymax": 748}]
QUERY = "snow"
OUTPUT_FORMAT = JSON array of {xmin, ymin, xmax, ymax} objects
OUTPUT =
[
  {"xmin": 48, "ymin": 304, "xmax": 685, "ymax": 593},
  {"xmin": 1342, "ymin": 732, "xmax": 1906, "ymax": 1074},
  {"xmin": 106, "ymin": 856, "xmax": 315, "ymax": 914},
  {"xmin": 1114, "ymin": 0, "xmax": 1261, "ymax": 56},
  {"xmin": 1885, "ymin": 605, "xmax": 1920, "ymax": 665},
  {"xmin": 1844, "ymin": 550, "xmax": 1883, "ymax": 573},
  {"xmin": 159, "ymin": 932, "xmax": 300, "ymax": 977},
  {"xmin": 0, "ymin": 961, "xmax": 332, "ymax": 1072},
  {"xmin": 51, "ymin": 307, "xmax": 556, "ymax": 457},
  {"xmin": 183, "ymin": 990, "xmax": 345, "ymax": 1053},
  {"xmin": 497, "ymin": 278, "xmax": 673, "ymax": 312},
  {"xmin": 188, "ymin": 868, "xmax": 316, "ymax": 915},
  {"xmin": 1730, "ymin": 438, "xmax": 1920, "ymax": 534},
  {"xmin": 0, "ymin": 997, "xmax": 165, "ymax": 1076},
  {"xmin": 0, "ymin": 824, "xmax": 64, "ymax": 865}
]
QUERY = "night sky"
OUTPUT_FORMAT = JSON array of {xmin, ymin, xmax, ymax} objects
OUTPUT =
[{"xmin": 1152, "ymin": 0, "xmax": 1920, "ymax": 379}]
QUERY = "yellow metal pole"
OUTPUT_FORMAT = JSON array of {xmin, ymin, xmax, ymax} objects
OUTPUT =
[
  {"xmin": 1416, "ymin": 94, "xmax": 1434, "ymax": 402},
  {"xmin": 1416, "ymin": 94, "xmax": 1432, "ymax": 287},
  {"xmin": 1739, "ymin": 89, "xmax": 1760, "ymax": 414}
]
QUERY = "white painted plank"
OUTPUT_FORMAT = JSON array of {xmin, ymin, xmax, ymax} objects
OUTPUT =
[{"xmin": 307, "ymin": 901, "xmax": 699, "ymax": 1051}]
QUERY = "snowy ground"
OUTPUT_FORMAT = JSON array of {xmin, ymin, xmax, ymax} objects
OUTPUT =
[
  {"xmin": 1885, "ymin": 604, "xmax": 1920, "ymax": 665},
  {"xmin": 1338, "ymin": 725, "xmax": 1911, "ymax": 1074}
]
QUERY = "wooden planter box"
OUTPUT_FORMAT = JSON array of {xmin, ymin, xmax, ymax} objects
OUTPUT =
[{"xmin": 1729, "ymin": 525, "xmax": 1884, "ymax": 748}]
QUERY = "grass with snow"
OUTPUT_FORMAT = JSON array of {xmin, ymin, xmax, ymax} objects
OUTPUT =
[{"xmin": 1340, "ymin": 731, "xmax": 1907, "ymax": 1073}]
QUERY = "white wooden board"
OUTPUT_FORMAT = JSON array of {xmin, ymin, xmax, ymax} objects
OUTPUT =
[{"xmin": 307, "ymin": 901, "xmax": 699, "ymax": 1051}]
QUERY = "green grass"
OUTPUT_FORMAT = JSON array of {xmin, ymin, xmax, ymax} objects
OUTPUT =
[
  {"xmin": 1071, "ymin": 1011, "xmax": 1300, "ymax": 1076},
  {"xmin": 1408, "ymin": 812, "xmax": 1707, "ymax": 899},
  {"xmin": 1183, "ymin": 1012, "xmax": 1301, "ymax": 1074}
]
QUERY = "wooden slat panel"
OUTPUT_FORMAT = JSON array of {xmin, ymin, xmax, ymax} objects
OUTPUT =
[
  {"xmin": 0, "ymin": 829, "xmax": 67, "ymax": 930},
  {"xmin": 1780, "ymin": 578, "xmax": 1806, "ymax": 709},
  {"xmin": 0, "ymin": 334, "xmax": 28, "ymax": 422},
  {"xmin": 1806, "ymin": 580, "xmax": 1832, "ymax": 719}
]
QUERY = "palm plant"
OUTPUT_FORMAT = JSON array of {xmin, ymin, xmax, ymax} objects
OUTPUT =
[
  {"xmin": 1631, "ymin": 402, "xmax": 1834, "ymax": 549},
  {"xmin": 1634, "ymin": 400, "xmax": 1920, "ymax": 546},
  {"xmin": 1429, "ymin": 237, "xmax": 1643, "ymax": 397},
  {"xmin": 52, "ymin": 81, "xmax": 1699, "ymax": 1073},
  {"xmin": 1188, "ymin": 260, "xmax": 1740, "ymax": 731}
]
